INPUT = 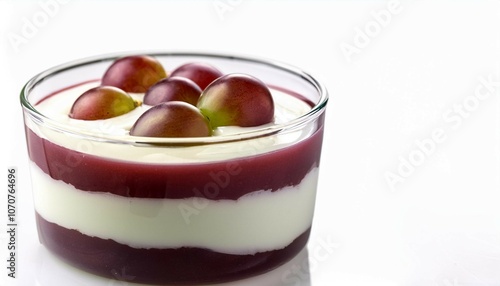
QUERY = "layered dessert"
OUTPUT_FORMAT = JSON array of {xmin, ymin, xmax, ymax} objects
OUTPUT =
[{"xmin": 22, "ymin": 54, "xmax": 327, "ymax": 284}]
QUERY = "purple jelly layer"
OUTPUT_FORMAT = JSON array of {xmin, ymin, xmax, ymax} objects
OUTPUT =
[
  {"xmin": 36, "ymin": 212, "xmax": 311, "ymax": 285},
  {"xmin": 25, "ymin": 117, "xmax": 324, "ymax": 199}
]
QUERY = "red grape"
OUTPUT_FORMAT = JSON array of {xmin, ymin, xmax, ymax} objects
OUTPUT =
[
  {"xmin": 170, "ymin": 62, "xmax": 223, "ymax": 90},
  {"xmin": 130, "ymin": 101, "xmax": 211, "ymax": 138},
  {"xmin": 102, "ymin": 55, "xmax": 167, "ymax": 93},
  {"xmin": 197, "ymin": 73, "xmax": 274, "ymax": 128},
  {"xmin": 69, "ymin": 86, "xmax": 139, "ymax": 120},
  {"xmin": 143, "ymin": 76, "xmax": 202, "ymax": 106}
]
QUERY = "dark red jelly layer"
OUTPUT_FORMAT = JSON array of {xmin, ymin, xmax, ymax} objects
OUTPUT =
[
  {"xmin": 36, "ymin": 212, "xmax": 311, "ymax": 285},
  {"xmin": 25, "ymin": 117, "xmax": 324, "ymax": 199}
]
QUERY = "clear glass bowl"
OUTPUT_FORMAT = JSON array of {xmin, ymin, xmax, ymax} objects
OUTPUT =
[{"xmin": 21, "ymin": 51, "xmax": 328, "ymax": 285}]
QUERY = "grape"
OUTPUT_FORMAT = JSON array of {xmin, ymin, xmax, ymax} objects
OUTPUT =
[
  {"xmin": 170, "ymin": 62, "xmax": 223, "ymax": 90},
  {"xmin": 69, "ymin": 86, "xmax": 139, "ymax": 120},
  {"xmin": 143, "ymin": 76, "xmax": 202, "ymax": 106},
  {"xmin": 130, "ymin": 101, "xmax": 211, "ymax": 138},
  {"xmin": 197, "ymin": 73, "xmax": 274, "ymax": 128},
  {"xmin": 101, "ymin": 55, "xmax": 167, "ymax": 93}
]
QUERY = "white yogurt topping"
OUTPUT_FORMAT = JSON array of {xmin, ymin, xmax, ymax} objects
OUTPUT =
[
  {"xmin": 29, "ymin": 82, "xmax": 314, "ymax": 163},
  {"xmin": 31, "ymin": 162, "xmax": 319, "ymax": 255}
]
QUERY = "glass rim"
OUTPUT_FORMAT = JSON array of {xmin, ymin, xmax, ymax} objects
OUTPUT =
[{"xmin": 20, "ymin": 51, "xmax": 329, "ymax": 146}]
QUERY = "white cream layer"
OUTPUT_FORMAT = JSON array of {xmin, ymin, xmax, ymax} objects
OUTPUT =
[
  {"xmin": 29, "ymin": 82, "xmax": 314, "ymax": 163},
  {"xmin": 31, "ymin": 162, "xmax": 319, "ymax": 255}
]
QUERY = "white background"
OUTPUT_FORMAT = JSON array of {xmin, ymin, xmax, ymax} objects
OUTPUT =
[{"xmin": 1, "ymin": 0, "xmax": 500, "ymax": 285}]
